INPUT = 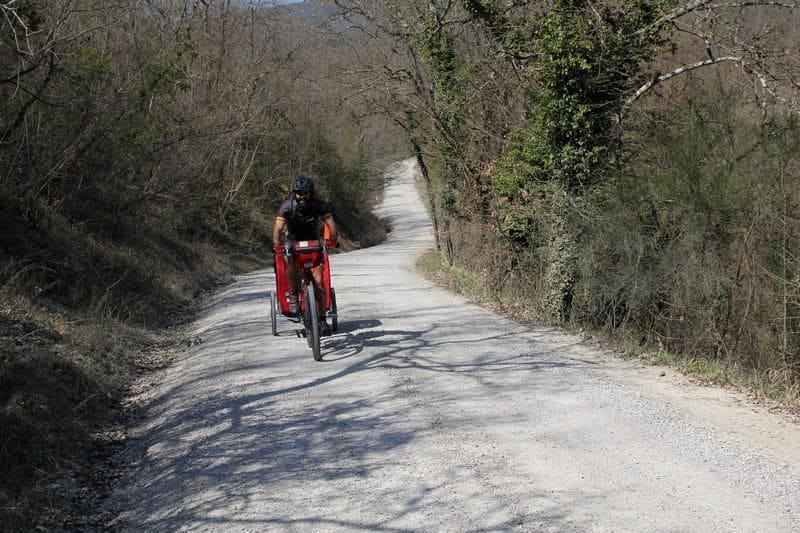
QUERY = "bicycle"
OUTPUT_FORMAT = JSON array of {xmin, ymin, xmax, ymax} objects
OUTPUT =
[{"xmin": 269, "ymin": 239, "xmax": 338, "ymax": 361}]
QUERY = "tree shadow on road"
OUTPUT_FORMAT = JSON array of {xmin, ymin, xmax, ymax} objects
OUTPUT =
[{"xmin": 107, "ymin": 268, "xmax": 603, "ymax": 531}]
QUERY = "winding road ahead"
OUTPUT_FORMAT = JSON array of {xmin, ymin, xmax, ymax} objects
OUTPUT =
[{"xmin": 108, "ymin": 159, "xmax": 800, "ymax": 531}]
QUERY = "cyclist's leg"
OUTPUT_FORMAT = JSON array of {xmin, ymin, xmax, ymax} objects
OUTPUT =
[
  {"xmin": 285, "ymin": 257, "xmax": 300, "ymax": 292},
  {"xmin": 284, "ymin": 257, "xmax": 300, "ymax": 313},
  {"xmin": 311, "ymin": 264, "xmax": 326, "ymax": 314}
]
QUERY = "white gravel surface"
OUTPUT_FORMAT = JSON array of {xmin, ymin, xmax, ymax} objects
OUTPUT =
[{"xmin": 107, "ymin": 159, "xmax": 800, "ymax": 532}]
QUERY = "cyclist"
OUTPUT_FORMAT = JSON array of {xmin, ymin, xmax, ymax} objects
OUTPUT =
[{"xmin": 272, "ymin": 175, "xmax": 338, "ymax": 334}]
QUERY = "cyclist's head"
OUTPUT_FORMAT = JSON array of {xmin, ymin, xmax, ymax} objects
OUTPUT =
[
  {"xmin": 292, "ymin": 176, "xmax": 314, "ymax": 196},
  {"xmin": 291, "ymin": 175, "xmax": 314, "ymax": 206}
]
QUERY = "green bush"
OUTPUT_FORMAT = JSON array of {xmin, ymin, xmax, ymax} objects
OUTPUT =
[{"xmin": 575, "ymin": 84, "xmax": 800, "ymax": 384}]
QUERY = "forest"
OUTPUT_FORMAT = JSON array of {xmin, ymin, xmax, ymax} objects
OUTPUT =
[{"xmin": 2, "ymin": 0, "xmax": 800, "ymax": 528}]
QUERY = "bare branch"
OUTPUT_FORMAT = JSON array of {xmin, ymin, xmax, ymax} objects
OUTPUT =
[
  {"xmin": 706, "ymin": 1, "xmax": 799, "ymax": 8},
  {"xmin": 659, "ymin": 0, "xmax": 800, "ymax": 24},
  {"xmin": 2, "ymin": 0, "xmax": 37, "ymax": 55},
  {"xmin": 623, "ymin": 55, "xmax": 744, "ymax": 114}
]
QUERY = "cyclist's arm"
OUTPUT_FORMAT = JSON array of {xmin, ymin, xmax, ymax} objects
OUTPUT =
[
  {"xmin": 273, "ymin": 216, "xmax": 287, "ymax": 246},
  {"xmin": 322, "ymin": 213, "xmax": 338, "ymax": 243}
]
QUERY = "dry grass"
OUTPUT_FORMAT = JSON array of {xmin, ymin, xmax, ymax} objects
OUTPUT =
[
  {"xmin": 0, "ymin": 279, "xmax": 139, "ymax": 529},
  {"xmin": 0, "ymin": 219, "xmax": 262, "ymax": 529}
]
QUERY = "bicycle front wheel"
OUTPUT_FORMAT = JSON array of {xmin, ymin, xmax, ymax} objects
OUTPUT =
[
  {"xmin": 269, "ymin": 291, "xmax": 278, "ymax": 336},
  {"xmin": 329, "ymin": 287, "xmax": 338, "ymax": 333},
  {"xmin": 304, "ymin": 283, "xmax": 321, "ymax": 361}
]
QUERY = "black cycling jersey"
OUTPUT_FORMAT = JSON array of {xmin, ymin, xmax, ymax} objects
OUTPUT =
[{"xmin": 276, "ymin": 198, "xmax": 332, "ymax": 241}]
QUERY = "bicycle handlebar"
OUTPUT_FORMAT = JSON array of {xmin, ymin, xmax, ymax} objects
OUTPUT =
[{"xmin": 273, "ymin": 239, "xmax": 337, "ymax": 255}]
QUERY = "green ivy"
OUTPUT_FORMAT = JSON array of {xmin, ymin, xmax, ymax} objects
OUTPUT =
[
  {"xmin": 482, "ymin": 0, "xmax": 673, "ymax": 200},
  {"xmin": 415, "ymin": 11, "xmax": 470, "ymax": 225},
  {"xmin": 461, "ymin": 0, "xmax": 525, "ymax": 54},
  {"xmin": 482, "ymin": 0, "xmax": 671, "ymax": 229},
  {"xmin": 63, "ymin": 45, "xmax": 113, "ymax": 95},
  {"xmin": 418, "ymin": 13, "xmax": 464, "ymax": 142}
]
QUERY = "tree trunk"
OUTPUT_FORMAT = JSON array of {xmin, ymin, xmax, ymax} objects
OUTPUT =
[{"xmin": 411, "ymin": 138, "xmax": 441, "ymax": 254}]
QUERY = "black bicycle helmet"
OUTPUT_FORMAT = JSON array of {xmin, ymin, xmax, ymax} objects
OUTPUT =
[{"xmin": 291, "ymin": 175, "xmax": 315, "ymax": 194}]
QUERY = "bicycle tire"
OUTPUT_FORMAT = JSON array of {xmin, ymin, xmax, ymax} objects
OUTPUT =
[
  {"xmin": 305, "ymin": 283, "xmax": 322, "ymax": 361},
  {"xmin": 302, "ymin": 289, "xmax": 312, "ymax": 347},
  {"xmin": 329, "ymin": 287, "xmax": 338, "ymax": 333},
  {"xmin": 270, "ymin": 291, "xmax": 278, "ymax": 336}
]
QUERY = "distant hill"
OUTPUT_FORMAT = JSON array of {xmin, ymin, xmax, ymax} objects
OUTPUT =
[
  {"xmin": 273, "ymin": 0, "xmax": 365, "ymax": 33},
  {"xmin": 274, "ymin": 1, "xmax": 339, "ymax": 20}
]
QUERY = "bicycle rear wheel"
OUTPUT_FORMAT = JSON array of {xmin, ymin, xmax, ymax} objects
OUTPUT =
[{"xmin": 304, "ymin": 283, "xmax": 321, "ymax": 361}]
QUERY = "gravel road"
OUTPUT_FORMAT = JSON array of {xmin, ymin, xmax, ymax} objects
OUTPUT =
[{"xmin": 107, "ymin": 159, "xmax": 800, "ymax": 532}]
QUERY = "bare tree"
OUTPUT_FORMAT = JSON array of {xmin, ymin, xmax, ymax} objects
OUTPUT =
[{"xmin": 625, "ymin": 0, "xmax": 800, "ymax": 114}]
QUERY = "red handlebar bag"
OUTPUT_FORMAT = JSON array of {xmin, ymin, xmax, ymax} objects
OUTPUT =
[{"xmin": 291, "ymin": 247, "xmax": 323, "ymax": 270}]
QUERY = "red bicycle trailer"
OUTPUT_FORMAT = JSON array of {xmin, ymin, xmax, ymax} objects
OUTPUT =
[{"xmin": 269, "ymin": 239, "xmax": 338, "ymax": 361}]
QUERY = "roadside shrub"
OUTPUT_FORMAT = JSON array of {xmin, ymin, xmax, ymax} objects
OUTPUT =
[{"xmin": 575, "ymin": 84, "xmax": 800, "ymax": 386}]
